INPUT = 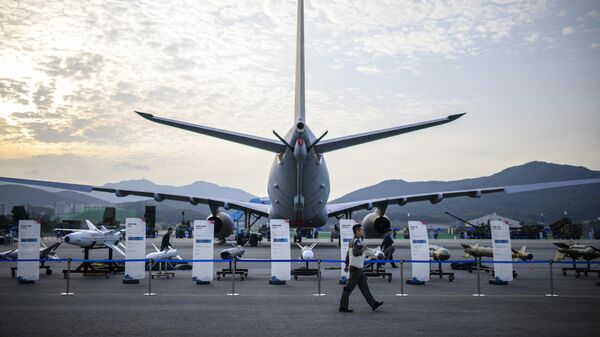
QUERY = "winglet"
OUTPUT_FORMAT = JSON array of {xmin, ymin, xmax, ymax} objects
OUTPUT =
[{"xmin": 448, "ymin": 113, "xmax": 466, "ymax": 121}]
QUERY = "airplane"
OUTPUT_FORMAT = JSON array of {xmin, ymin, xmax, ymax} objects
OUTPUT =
[
  {"xmin": 1, "ymin": 0, "xmax": 599, "ymax": 240},
  {"xmin": 430, "ymin": 245, "xmax": 451, "ymax": 261},
  {"xmin": 553, "ymin": 242, "xmax": 600, "ymax": 261},
  {"xmin": 462, "ymin": 243, "xmax": 534, "ymax": 261},
  {"xmin": 365, "ymin": 247, "xmax": 385, "ymax": 261},
  {"xmin": 1, "ymin": 242, "xmax": 61, "ymax": 276},
  {"xmin": 57, "ymin": 220, "xmax": 126, "ymax": 256}
]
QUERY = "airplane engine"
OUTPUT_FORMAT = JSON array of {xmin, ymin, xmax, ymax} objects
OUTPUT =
[
  {"xmin": 361, "ymin": 212, "xmax": 391, "ymax": 238},
  {"xmin": 207, "ymin": 212, "xmax": 234, "ymax": 239}
]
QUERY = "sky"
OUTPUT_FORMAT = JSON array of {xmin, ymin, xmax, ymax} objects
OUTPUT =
[{"xmin": 0, "ymin": 0, "xmax": 599, "ymax": 199}]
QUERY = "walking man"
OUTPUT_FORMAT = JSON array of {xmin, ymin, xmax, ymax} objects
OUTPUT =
[
  {"xmin": 339, "ymin": 224, "xmax": 384, "ymax": 312},
  {"xmin": 161, "ymin": 227, "xmax": 173, "ymax": 251}
]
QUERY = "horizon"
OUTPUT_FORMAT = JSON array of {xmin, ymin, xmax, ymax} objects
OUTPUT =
[{"xmin": 1, "ymin": 1, "xmax": 599, "ymax": 199}]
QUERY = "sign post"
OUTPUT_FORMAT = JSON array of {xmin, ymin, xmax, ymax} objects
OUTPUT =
[
  {"xmin": 339, "ymin": 219, "xmax": 356, "ymax": 285},
  {"xmin": 193, "ymin": 220, "xmax": 214, "ymax": 285},
  {"xmin": 490, "ymin": 220, "xmax": 513, "ymax": 285},
  {"xmin": 407, "ymin": 220, "xmax": 429, "ymax": 285},
  {"xmin": 123, "ymin": 218, "xmax": 146, "ymax": 284},
  {"xmin": 16, "ymin": 220, "xmax": 40, "ymax": 284},
  {"xmin": 269, "ymin": 219, "xmax": 291, "ymax": 285}
]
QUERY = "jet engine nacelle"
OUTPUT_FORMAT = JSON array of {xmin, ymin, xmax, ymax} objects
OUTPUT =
[
  {"xmin": 220, "ymin": 246, "xmax": 245, "ymax": 260},
  {"xmin": 361, "ymin": 212, "xmax": 391, "ymax": 238},
  {"xmin": 207, "ymin": 212, "xmax": 234, "ymax": 239}
]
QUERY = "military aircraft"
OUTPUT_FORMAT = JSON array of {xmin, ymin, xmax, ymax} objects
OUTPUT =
[
  {"xmin": 57, "ymin": 220, "xmax": 126, "ymax": 256},
  {"xmin": 1, "ymin": 0, "xmax": 599, "ymax": 240},
  {"xmin": 462, "ymin": 243, "xmax": 533, "ymax": 261},
  {"xmin": 553, "ymin": 242, "xmax": 600, "ymax": 261}
]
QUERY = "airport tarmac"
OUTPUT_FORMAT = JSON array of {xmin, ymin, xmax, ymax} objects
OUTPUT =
[{"xmin": 1, "ymin": 238, "xmax": 599, "ymax": 337}]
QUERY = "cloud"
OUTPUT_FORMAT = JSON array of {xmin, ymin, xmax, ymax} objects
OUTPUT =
[
  {"xmin": 0, "ymin": 78, "xmax": 30, "ymax": 105},
  {"xmin": 355, "ymin": 65, "xmax": 381, "ymax": 74},
  {"xmin": 523, "ymin": 32, "xmax": 540, "ymax": 45},
  {"xmin": 588, "ymin": 10, "xmax": 600, "ymax": 19},
  {"xmin": 38, "ymin": 53, "xmax": 104, "ymax": 79},
  {"xmin": 114, "ymin": 162, "xmax": 150, "ymax": 171},
  {"xmin": 111, "ymin": 93, "xmax": 141, "ymax": 104},
  {"xmin": 562, "ymin": 26, "xmax": 575, "ymax": 35},
  {"xmin": 32, "ymin": 81, "xmax": 56, "ymax": 111}
]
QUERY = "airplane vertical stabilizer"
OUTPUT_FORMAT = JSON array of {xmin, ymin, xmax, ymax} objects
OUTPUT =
[{"xmin": 294, "ymin": 0, "xmax": 305, "ymax": 124}]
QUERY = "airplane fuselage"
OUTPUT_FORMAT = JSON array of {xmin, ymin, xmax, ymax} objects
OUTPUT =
[{"xmin": 267, "ymin": 123, "xmax": 330, "ymax": 228}]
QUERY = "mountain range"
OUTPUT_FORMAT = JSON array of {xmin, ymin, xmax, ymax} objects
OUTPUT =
[{"xmin": 1, "ymin": 161, "xmax": 598, "ymax": 224}]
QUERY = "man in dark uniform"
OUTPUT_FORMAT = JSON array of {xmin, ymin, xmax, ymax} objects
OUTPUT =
[
  {"xmin": 380, "ymin": 229, "xmax": 398, "ymax": 268},
  {"xmin": 161, "ymin": 227, "xmax": 173, "ymax": 251},
  {"xmin": 339, "ymin": 224, "xmax": 384, "ymax": 313}
]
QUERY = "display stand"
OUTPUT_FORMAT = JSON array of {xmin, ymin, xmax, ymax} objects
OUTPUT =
[
  {"xmin": 11, "ymin": 263, "xmax": 52, "ymax": 278},
  {"xmin": 561, "ymin": 259, "xmax": 599, "ymax": 278},
  {"xmin": 429, "ymin": 261, "xmax": 454, "ymax": 282},
  {"xmin": 217, "ymin": 260, "xmax": 248, "ymax": 280},
  {"xmin": 291, "ymin": 261, "xmax": 318, "ymax": 280},
  {"xmin": 63, "ymin": 246, "xmax": 122, "ymax": 279},
  {"xmin": 151, "ymin": 261, "xmax": 175, "ymax": 279},
  {"xmin": 363, "ymin": 262, "xmax": 392, "ymax": 282}
]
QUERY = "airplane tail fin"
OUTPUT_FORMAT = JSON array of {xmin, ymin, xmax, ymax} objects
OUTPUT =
[
  {"xmin": 294, "ymin": 0, "xmax": 305, "ymax": 124},
  {"xmin": 519, "ymin": 245, "xmax": 527, "ymax": 254},
  {"xmin": 152, "ymin": 242, "xmax": 160, "ymax": 252},
  {"xmin": 296, "ymin": 243, "xmax": 303, "ymax": 249},
  {"xmin": 309, "ymin": 242, "xmax": 317, "ymax": 250},
  {"xmin": 460, "ymin": 243, "xmax": 471, "ymax": 249}
]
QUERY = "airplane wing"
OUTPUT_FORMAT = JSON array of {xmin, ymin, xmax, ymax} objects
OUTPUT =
[
  {"xmin": 105, "ymin": 242, "xmax": 126, "ymax": 257},
  {"xmin": 316, "ymin": 113, "xmax": 465, "ymax": 153},
  {"xmin": 85, "ymin": 220, "xmax": 98, "ymax": 231},
  {"xmin": 327, "ymin": 178, "xmax": 600, "ymax": 217},
  {"xmin": 135, "ymin": 112, "xmax": 284, "ymax": 153},
  {"xmin": 0, "ymin": 177, "xmax": 271, "ymax": 217}
]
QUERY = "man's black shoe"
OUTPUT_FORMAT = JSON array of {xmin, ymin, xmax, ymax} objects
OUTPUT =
[
  {"xmin": 372, "ymin": 301, "xmax": 384, "ymax": 311},
  {"xmin": 391, "ymin": 264, "xmax": 398, "ymax": 268},
  {"xmin": 339, "ymin": 308, "xmax": 353, "ymax": 313}
]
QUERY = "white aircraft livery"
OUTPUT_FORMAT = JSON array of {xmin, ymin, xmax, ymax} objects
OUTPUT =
[{"xmin": 1, "ymin": 0, "xmax": 599, "ymax": 239}]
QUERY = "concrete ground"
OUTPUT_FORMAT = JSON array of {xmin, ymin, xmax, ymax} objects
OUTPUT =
[{"xmin": 1, "ymin": 239, "xmax": 599, "ymax": 337}]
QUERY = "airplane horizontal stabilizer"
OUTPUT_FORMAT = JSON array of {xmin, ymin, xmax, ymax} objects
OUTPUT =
[
  {"xmin": 316, "ymin": 113, "xmax": 465, "ymax": 153},
  {"xmin": 553, "ymin": 242, "xmax": 570, "ymax": 249},
  {"xmin": 135, "ymin": 112, "xmax": 284, "ymax": 153},
  {"xmin": 105, "ymin": 243, "xmax": 126, "ymax": 257}
]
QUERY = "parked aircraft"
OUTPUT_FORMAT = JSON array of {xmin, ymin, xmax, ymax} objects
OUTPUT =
[
  {"xmin": 1, "ymin": 0, "xmax": 599, "ymax": 240},
  {"xmin": 57, "ymin": 220, "xmax": 126, "ymax": 256}
]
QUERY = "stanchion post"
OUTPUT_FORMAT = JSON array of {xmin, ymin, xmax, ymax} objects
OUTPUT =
[
  {"xmin": 395, "ymin": 259, "xmax": 408, "ymax": 297},
  {"xmin": 227, "ymin": 259, "xmax": 239, "ymax": 296},
  {"xmin": 545, "ymin": 260, "xmax": 559, "ymax": 297},
  {"xmin": 313, "ymin": 259, "xmax": 326, "ymax": 296},
  {"xmin": 472, "ymin": 257, "xmax": 485, "ymax": 297},
  {"xmin": 144, "ymin": 259, "xmax": 156, "ymax": 296},
  {"xmin": 61, "ymin": 258, "xmax": 74, "ymax": 296}
]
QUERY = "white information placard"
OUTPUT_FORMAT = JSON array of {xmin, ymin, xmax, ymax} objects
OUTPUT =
[
  {"xmin": 408, "ymin": 220, "xmax": 430, "ymax": 282},
  {"xmin": 17, "ymin": 220, "xmax": 40, "ymax": 282},
  {"xmin": 339, "ymin": 219, "xmax": 356, "ymax": 282},
  {"xmin": 124, "ymin": 218, "xmax": 146, "ymax": 282},
  {"xmin": 270, "ymin": 219, "xmax": 291, "ymax": 282},
  {"xmin": 491, "ymin": 220, "xmax": 513, "ymax": 282},
  {"xmin": 192, "ymin": 220, "xmax": 214, "ymax": 283}
]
